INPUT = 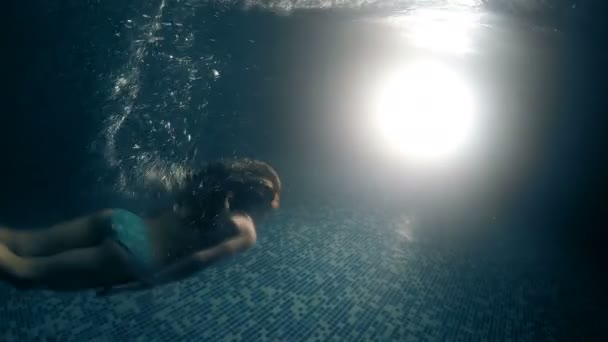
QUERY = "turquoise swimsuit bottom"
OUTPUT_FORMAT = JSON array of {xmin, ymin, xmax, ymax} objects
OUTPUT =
[{"xmin": 107, "ymin": 209, "xmax": 157, "ymax": 284}]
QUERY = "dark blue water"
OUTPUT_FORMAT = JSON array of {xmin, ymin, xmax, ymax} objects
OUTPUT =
[{"xmin": 2, "ymin": 0, "xmax": 606, "ymax": 340}]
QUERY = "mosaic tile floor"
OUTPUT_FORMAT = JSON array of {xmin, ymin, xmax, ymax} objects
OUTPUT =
[{"xmin": 0, "ymin": 204, "xmax": 597, "ymax": 341}]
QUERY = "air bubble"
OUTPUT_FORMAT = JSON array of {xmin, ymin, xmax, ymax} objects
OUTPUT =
[{"xmin": 211, "ymin": 69, "xmax": 220, "ymax": 80}]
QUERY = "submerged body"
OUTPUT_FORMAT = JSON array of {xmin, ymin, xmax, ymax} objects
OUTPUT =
[
  {"xmin": 106, "ymin": 207, "xmax": 243, "ymax": 283},
  {"xmin": 0, "ymin": 158, "xmax": 280, "ymax": 292}
]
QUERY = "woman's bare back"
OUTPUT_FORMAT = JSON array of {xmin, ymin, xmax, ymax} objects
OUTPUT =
[{"xmin": 145, "ymin": 209, "xmax": 240, "ymax": 268}]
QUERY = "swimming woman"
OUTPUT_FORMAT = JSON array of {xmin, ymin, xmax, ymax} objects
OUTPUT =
[{"xmin": 0, "ymin": 158, "xmax": 281, "ymax": 292}]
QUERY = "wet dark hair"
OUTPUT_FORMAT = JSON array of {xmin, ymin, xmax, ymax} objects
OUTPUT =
[{"xmin": 175, "ymin": 158, "xmax": 281, "ymax": 227}]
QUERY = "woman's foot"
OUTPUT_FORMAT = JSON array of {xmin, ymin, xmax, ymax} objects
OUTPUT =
[
  {"xmin": 0, "ymin": 226, "xmax": 9, "ymax": 243},
  {"xmin": 0, "ymin": 243, "xmax": 35, "ymax": 290},
  {"xmin": 0, "ymin": 242, "xmax": 12, "ymax": 272}
]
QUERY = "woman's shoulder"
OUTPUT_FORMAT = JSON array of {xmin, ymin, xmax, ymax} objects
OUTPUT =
[{"xmin": 221, "ymin": 212, "xmax": 256, "ymax": 240}]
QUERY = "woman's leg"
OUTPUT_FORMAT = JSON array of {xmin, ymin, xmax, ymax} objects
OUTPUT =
[
  {"xmin": 0, "ymin": 239, "xmax": 135, "ymax": 291},
  {"xmin": 0, "ymin": 210, "xmax": 113, "ymax": 257}
]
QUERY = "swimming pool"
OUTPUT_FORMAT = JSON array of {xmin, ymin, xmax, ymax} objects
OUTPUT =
[{"xmin": 1, "ymin": 0, "xmax": 604, "ymax": 340}]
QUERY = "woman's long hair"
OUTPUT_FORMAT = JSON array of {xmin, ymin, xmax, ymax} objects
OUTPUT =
[{"xmin": 175, "ymin": 158, "xmax": 281, "ymax": 228}]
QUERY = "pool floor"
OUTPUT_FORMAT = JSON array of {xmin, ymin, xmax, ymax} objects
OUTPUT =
[{"xmin": 0, "ymin": 204, "xmax": 600, "ymax": 341}]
